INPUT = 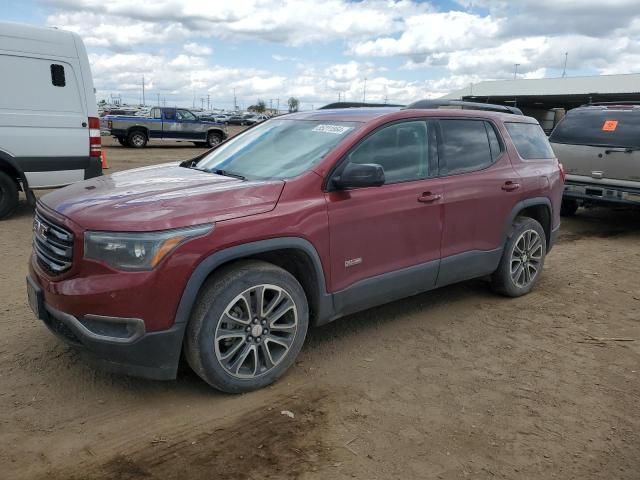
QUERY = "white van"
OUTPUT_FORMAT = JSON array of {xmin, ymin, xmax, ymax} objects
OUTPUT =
[{"xmin": 0, "ymin": 22, "xmax": 101, "ymax": 219}]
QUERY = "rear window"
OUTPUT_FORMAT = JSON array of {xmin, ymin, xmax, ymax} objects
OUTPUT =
[
  {"xmin": 549, "ymin": 108, "xmax": 640, "ymax": 149},
  {"xmin": 439, "ymin": 119, "xmax": 494, "ymax": 175},
  {"xmin": 505, "ymin": 122, "xmax": 555, "ymax": 159}
]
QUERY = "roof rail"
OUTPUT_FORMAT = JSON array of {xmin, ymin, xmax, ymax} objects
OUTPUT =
[
  {"xmin": 404, "ymin": 99, "xmax": 523, "ymax": 115},
  {"xmin": 319, "ymin": 102, "xmax": 404, "ymax": 110}
]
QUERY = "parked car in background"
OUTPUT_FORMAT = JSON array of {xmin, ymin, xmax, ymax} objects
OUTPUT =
[
  {"xmin": 549, "ymin": 103, "xmax": 640, "ymax": 215},
  {"xmin": 28, "ymin": 102, "xmax": 563, "ymax": 392},
  {"xmin": 0, "ymin": 22, "xmax": 101, "ymax": 219},
  {"xmin": 103, "ymin": 107, "xmax": 228, "ymax": 148},
  {"xmin": 227, "ymin": 114, "xmax": 250, "ymax": 125}
]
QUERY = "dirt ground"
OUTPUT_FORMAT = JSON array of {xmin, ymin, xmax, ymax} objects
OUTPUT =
[{"xmin": 1, "ymin": 136, "xmax": 639, "ymax": 479}]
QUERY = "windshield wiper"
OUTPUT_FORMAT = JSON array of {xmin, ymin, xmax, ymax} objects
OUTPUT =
[{"xmin": 211, "ymin": 168, "xmax": 246, "ymax": 181}]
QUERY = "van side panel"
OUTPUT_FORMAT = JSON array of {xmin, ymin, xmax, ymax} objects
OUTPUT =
[{"xmin": 0, "ymin": 23, "xmax": 100, "ymax": 190}]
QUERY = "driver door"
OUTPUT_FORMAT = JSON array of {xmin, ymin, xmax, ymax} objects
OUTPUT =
[{"xmin": 325, "ymin": 120, "xmax": 444, "ymax": 314}]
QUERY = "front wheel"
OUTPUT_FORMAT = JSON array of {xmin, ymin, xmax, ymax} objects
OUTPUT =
[
  {"xmin": 491, "ymin": 216, "xmax": 547, "ymax": 297},
  {"xmin": 184, "ymin": 260, "xmax": 309, "ymax": 393}
]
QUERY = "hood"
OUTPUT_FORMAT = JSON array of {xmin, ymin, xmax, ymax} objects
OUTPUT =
[{"xmin": 41, "ymin": 163, "xmax": 285, "ymax": 231}]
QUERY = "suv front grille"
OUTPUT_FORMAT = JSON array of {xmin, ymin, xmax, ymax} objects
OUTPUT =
[{"xmin": 33, "ymin": 210, "xmax": 74, "ymax": 275}]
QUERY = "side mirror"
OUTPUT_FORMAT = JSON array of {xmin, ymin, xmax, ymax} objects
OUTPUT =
[{"xmin": 332, "ymin": 162, "xmax": 385, "ymax": 189}]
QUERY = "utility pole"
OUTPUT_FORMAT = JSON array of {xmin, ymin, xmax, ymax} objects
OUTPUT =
[
  {"xmin": 201, "ymin": 98, "xmax": 205, "ymax": 110},
  {"xmin": 276, "ymin": 98, "xmax": 280, "ymax": 114},
  {"xmin": 513, "ymin": 64, "xmax": 520, "ymax": 80},
  {"xmin": 362, "ymin": 77, "xmax": 367, "ymax": 103},
  {"xmin": 233, "ymin": 88, "xmax": 237, "ymax": 111},
  {"xmin": 384, "ymin": 95, "xmax": 388, "ymax": 104},
  {"xmin": 141, "ymin": 75, "xmax": 145, "ymax": 106},
  {"xmin": 207, "ymin": 94, "xmax": 210, "ymax": 111},
  {"xmin": 562, "ymin": 52, "xmax": 568, "ymax": 78},
  {"xmin": 157, "ymin": 93, "xmax": 160, "ymax": 106}
]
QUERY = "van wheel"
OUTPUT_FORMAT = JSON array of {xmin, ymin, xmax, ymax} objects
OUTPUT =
[
  {"xmin": 127, "ymin": 131, "xmax": 148, "ymax": 148},
  {"xmin": 491, "ymin": 216, "xmax": 547, "ymax": 297},
  {"xmin": 206, "ymin": 131, "xmax": 222, "ymax": 148},
  {"xmin": 184, "ymin": 260, "xmax": 309, "ymax": 393},
  {"xmin": 560, "ymin": 199, "xmax": 579, "ymax": 216},
  {"xmin": 0, "ymin": 171, "xmax": 19, "ymax": 220}
]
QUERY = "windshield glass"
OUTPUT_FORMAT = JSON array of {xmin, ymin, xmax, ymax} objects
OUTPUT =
[
  {"xmin": 196, "ymin": 119, "xmax": 360, "ymax": 180},
  {"xmin": 549, "ymin": 108, "xmax": 640, "ymax": 148}
]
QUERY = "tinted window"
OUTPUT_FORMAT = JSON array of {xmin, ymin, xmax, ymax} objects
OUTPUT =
[
  {"xmin": 486, "ymin": 122, "xmax": 503, "ymax": 161},
  {"xmin": 549, "ymin": 108, "xmax": 640, "ymax": 148},
  {"xmin": 439, "ymin": 120, "xmax": 492, "ymax": 174},
  {"xmin": 348, "ymin": 121, "xmax": 429, "ymax": 184},
  {"xmin": 505, "ymin": 122, "xmax": 555, "ymax": 159},
  {"xmin": 50, "ymin": 64, "xmax": 65, "ymax": 87}
]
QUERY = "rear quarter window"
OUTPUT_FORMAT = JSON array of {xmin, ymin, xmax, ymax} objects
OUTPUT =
[
  {"xmin": 549, "ymin": 109, "xmax": 640, "ymax": 149},
  {"xmin": 505, "ymin": 122, "xmax": 555, "ymax": 160}
]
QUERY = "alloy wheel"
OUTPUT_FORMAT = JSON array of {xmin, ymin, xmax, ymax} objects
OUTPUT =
[
  {"xmin": 510, "ymin": 229, "xmax": 543, "ymax": 288},
  {"xmin": 214, "ymin": 284, "xmax": 298, "ymax": 379}
]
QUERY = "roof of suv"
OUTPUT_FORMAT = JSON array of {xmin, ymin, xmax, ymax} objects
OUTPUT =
[{"xmin": 285, "ymin": 107, "xmax": 538, "ymax": 124}]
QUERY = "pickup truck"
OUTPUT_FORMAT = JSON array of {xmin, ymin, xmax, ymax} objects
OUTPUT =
[{"xmin": 103, "ymin": 107, "xmax": 228, "ymax": 148}]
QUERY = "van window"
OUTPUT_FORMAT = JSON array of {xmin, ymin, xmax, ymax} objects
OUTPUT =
[
  {"xmin": 348, "ymin": 121, "xmax": 430, "ymax": 184},
  {"xmin": 0, "ymin": 55, "xmax": 82, "ymax": 113},
  {"xmin": 439, "ymin": 119, "xmax": 493, "ymax": 174},
  {"xmin": 505, "ymin": 122, "xmax": 555, "ymax": 159},
  {"xmin": 549, "ymin": 108, "xmax": 640, "ymax": 149},
  {"xmin": 50, "ymin": 64, "xmax": 66, "ymax": 87}
]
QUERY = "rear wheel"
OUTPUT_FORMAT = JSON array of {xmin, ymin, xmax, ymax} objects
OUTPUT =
[
  {"xmin": 0, "ymin": 171, "xmax": 19, "ymax": 220},
  {"xmin": 560, "ymin": 199, "xmax": 579, "ymax": 216},
  {"xmin": 185, "ymin": 260, "xmax": 309, "ymax": 393},
  {"xmin": 206, "ymin": 131, "xmax": 223, "ymax": 148},
  {"xmin": 491, "ymin": 216, "xmax": 547, "ymax": 297},
  {"xmin": 127, "ymin": 130, "xmax": 148, "ymax": 148}
]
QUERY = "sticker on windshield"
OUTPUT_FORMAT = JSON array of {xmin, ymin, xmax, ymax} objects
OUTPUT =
[
  {"xmin": 312, "ymin": 124, "xmax": 353, "ymax": 134},
  {"xmin": 602, "ymin": 120, "xmax": 618, "ymax": 132}
]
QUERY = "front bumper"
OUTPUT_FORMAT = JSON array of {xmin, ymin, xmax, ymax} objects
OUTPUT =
[{"xmin": 27, "ymin": 274, "xmax": 184, "ymax": 380}]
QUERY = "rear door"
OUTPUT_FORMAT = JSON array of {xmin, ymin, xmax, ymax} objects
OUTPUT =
[
  {"xmin": 435, "ymin": 118, "xmax": 520, "ymax": 286},
  {"xmin": 326, "ymin": 119, "xmax": 443, "ymax": 311}
]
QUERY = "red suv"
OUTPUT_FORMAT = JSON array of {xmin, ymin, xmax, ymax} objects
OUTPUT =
[{"xmin": 27, "ymin": 104, "xmax": 563, "ymax": 392}]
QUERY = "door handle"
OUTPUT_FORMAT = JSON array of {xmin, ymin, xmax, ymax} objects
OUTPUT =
[
  {"xmin": 417, "ymin": 192, "xmax": 442, "ymax": 203},
  {"xmin": 502, "ymin": 181, "xmax": 520, "ymax": 192}
]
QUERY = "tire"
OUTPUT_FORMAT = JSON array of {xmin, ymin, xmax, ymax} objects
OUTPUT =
[
  {"xmin": 116, "ymin": 137, "xmax": 127, "ymax": 146},
  {"xmin": 127, "ymin": 130, "xmax": 147, "ymax": 148},
  {"xmin": 184, "ymin": 260, "xmax": 309, "ymax": 393},
  {"xmin": 0, "ymin": 171, "xmax": 19, "ymax": 220},
  {"xmin": 193, "ymin": 142, "xmax": 207, "ymax": 147},
  {"xmin": 206, "ymin": 131, "xmax": 223, "ymax": 148},
  {"xmin": 491, "ymin": 216, "xmax": 547, "ymax": 297},
  {"xmin": 560, "ymin": 199, "xmax": 579, "ymax": 216}
]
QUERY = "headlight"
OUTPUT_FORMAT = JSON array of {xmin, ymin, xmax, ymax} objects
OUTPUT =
[{"xmin": 84, "ymin": 224, "xmax": 213, "ymax": 271}]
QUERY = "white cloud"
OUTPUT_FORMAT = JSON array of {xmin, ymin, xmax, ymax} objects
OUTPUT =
[{"xmin": 184, "ymin": 42, "xmax": 213, "ymax": 56}]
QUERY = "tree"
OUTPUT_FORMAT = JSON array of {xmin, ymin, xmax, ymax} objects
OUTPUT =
[
  {"xmin": 256, "ymin": 99, "xmax": 266, "ymax": 113},
  {"xmin": 288, "ymin": 97, "xmax": 299, "ymax": 113}
]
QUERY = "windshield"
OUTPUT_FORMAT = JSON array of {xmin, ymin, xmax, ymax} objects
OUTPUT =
[
  {"xmin": 196, "ymin": 119, "xmax": 360, "ymax": 180},
  {"xmin": 549, "ymin": 108, "xmax": 640, "ymax": 148}
]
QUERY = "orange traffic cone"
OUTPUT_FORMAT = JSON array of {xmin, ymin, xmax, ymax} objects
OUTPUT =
[{"xmin": 101, "ymin": 150, "xmax": 109, "ymax": 170}]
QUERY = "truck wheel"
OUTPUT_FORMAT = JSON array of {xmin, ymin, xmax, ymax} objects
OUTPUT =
[
  {"xmin": 491, "ymin": 216, "xmax": 547, "ymax": 297},
  {"xmin": 184, "ymin": 260, "xmax": 309, "ymax": 393},
  {"xmin": 0, "ymin": 171, "xmax": 19, "ymax": 220},
  {"xmin": 560, "ymin": 199, "xmax": 579, "ymax": 216},
  {"xmin": 127, "ymin": 130, "xmax": 148, "ymax": 148},
  {"xmin": 206, "ymin": 131, "xmax": 223, "ymax": 148},
  {"xmin": 116, "ymin": 137, "xmax": 127, "ymax": 146}
]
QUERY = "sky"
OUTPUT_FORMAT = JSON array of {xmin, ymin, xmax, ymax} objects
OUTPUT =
[{"xmin": 3, "ymin": 0, "xmax": 640, "ymax": 110}]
